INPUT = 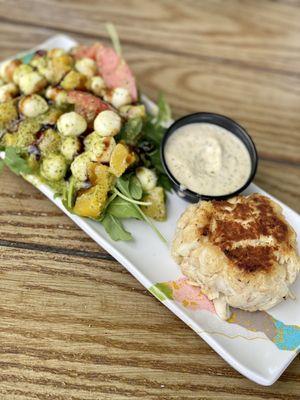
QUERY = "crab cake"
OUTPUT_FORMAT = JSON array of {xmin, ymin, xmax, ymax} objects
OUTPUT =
[{"xmin": 172, "ymin": 194, "xmax": 300, "ymax": 320}]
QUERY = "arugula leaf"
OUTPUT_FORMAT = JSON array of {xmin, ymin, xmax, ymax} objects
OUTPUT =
[
  {"xmin": 106, "ymin": 197, "xmax": 143, "ymax": 220},
  {"xmin": 53, "ymin": 192, "xmax": 61, "ymax": 199},
  {"xmin": 116, "ymin": 175, "xmax": 130, "ymax": 196},
  {"xmin": 4, "ymin": 147, "xmax": 32, "ymax": 175},
  {"xmin": 62, "ymin": 177, "xmax": 76, "ymax": 212},
  {"xmin": 143, "ymin": 117, "xmax": 165, "ymax": 146},
  {"xmin": 129, "ymin": 175, "xmax": 143, "ymax": 200},
  {"xmin": 67, "ymin": 177, "xmax": 76, "ymax": 209},
  {"xmin": 113, "ymin": 187, "xmax": 151, "ymax": 206},
  {"xmin": 101, "ymin": 214, "xmax": 132, "ymax": 241},
  {"xmin": 149, "ymin": 149, "xmax": 165, "ymax": 173},
  {"xmin": 157, "ymin": 174, "xmax": 172, "ymax": 191},
  {"xmin": 114, "ymin": 175, "xmax": 167, "ymax": 244},
  {"xmin": 119, "ymin": 117, "xmax": 143, "ymax": 146},
  {"xmin": 156, "ymin": 93, "xmax": 171, "ymax": 125},
  {"xmin": 106, "ymin": 23, "xmax": 122, "ymax": 57}
]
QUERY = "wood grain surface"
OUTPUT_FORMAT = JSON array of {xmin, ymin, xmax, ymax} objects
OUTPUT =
[{"xmin": 0, "ymin": 0, "xmax": 299, "ymax": 399}]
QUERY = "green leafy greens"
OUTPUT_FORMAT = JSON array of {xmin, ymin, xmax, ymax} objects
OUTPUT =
[
  {"xmin": 118, "ymin": 117, "xmax": 143, "ymax": 146},
  {"xmin": 101, "ymin": 213, "xmax": 132, "ymax": 241},
  {"xmin": 0, "ymin": 147, "xmax": 32, "ymax": 176},
  {"xmin": 100, "ymin": 174, "xmax": 167, "ymax": 243},
  {"xmin": 128, "ymin": 175, "xmax": 143, "ymax": 200},
  {"xmin": 131, "ymin": 93, "xmax": 173, "ymax": 192},
  {"xmin": 156, "ymin": 93, "xmax": 171, "ymax": 125},
  {"xmin": 106, "ymin": 23, "xmax": 122, "ymax": 57},
  {"xmin": 62, "ymin": 176, "xmax": 76, "ymax": 212},
  {"xmin": 106, "ymin": 197, "xmax": 143, "ymax": 220}
]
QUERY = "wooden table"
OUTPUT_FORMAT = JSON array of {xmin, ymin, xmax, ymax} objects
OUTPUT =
[{"xmin": 0, "ymin": 1, "xmax": 299, "ymax": 398}]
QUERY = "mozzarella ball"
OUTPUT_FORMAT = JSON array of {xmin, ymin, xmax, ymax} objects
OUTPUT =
[
  {"xmin": 104, "ymin": 87, "xmax": 132, "ymax": 109},
  {"xmin": 40, "ymin": 153, "xmax": 67, "ymax": 182},
  {"xmin": 19, "ymin": 71, "xmax": 47, "ymax": 95},
  {"xmin": 45, "ymin": 86, "xmax": 68, "ymax": 106},
  {"xmin": 0, "ymin": 59, "xmax": 21, "ymax": 82},
  {"xmin": 0, "ymin": 83, "xmax": 18, "ymax": 103},
  {"xmin": 19, "ymin": 94, "xmax": 49, "ymax": 117},
  {"xmin": 57, "ymin": 112, "xmax": 87, "ymax": 137},
  {"xmin": 85, "ymin": 76, "xmax": 106, "ymax": 96},
  {"xmin": 136, "ymin": 167, "xmax": 157, "ymax": 192},
  {"xmin": 75, "ymin": 58, "xmax": 97, "ymax": 78},
  {"xmin": 84, "ymin": 132, "xmax": 116, "ymax": 163},
  {"xmin": 70, "ymin": 151, "xmax": 92, "ymax": 182},
  {"xmin": 61, "ymin": 136, "xmax": 81, "ymax": 161},
  {"xmin": 94, "ymin": 110, "xmax": 121, "ymax": 137},
  {"xmin": 13, "ymin": 64, "xmax": 33, "ymax": 85},
  {"xmin": 119, "ymin": 104, "xmax": 146, "ymax": 120}
]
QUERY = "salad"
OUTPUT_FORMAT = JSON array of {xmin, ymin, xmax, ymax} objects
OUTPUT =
[{"xmin": 0, "ymin": 27, "xmax": 171, "ymax": 242}]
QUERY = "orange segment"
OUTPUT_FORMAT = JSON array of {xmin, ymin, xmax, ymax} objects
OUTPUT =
[
  {"xmin": 109, "ymin": 143, "xmax": 136, "ymax": 177},
  {"xmin": 73, "ymin": 183, "xmax": 108, "ymax": 219},
  {"xmin": 88, "ymin": 162, "xmax": 115, "ymax": 188}
]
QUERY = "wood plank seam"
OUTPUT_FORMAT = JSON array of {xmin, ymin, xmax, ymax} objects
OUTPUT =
[{"xmin": 0, "ymin": 239, "xmax": 114, "ymax": 261}]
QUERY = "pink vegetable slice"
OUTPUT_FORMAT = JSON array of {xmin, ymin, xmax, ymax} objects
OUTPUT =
[
  {"xmin": 67, "ymin": 90, "xmax": 110, "ymax": 125},
  {"xmin": 72, "ymin": 43, "xmax": 138, "ymax": 102},
  {"xmin": 71, "ymin": 43, "xmax": 102, "ymax": 60}
]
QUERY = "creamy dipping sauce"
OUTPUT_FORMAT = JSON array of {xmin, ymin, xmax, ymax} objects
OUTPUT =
[{"xmin": 164, "ymin": 123, "xmax": 252, "ymax": 196}]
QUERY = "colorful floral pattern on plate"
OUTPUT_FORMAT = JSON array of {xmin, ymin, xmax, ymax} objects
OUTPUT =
[{"xmin": 150, "ymin": 277, "xmax": 300, "ymax": 352}]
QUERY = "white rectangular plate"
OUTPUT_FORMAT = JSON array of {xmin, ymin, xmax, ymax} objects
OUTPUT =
[{"xmin": 3, "ymin": 35, "xmax": 299, "ymax": 386}]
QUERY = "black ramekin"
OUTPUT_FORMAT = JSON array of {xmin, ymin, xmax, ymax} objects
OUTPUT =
[{"xmin": 160, "ymin": 112, "xmax": 258, "ymax": 203}]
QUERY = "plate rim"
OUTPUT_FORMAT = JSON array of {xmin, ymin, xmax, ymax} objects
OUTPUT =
[{"xmin": 1, "ymin": 34, "xmax": 299, "ymax": 386}]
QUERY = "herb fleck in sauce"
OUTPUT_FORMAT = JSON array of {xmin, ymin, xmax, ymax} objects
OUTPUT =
[{"xmin": 164, "ymin": 123, "xmax": 251, "ymax": 196}]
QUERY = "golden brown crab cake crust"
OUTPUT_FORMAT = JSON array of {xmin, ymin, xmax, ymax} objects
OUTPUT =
[{"xmin": 172, "ymin": 194, "xmax": 300, "ymax": 319}]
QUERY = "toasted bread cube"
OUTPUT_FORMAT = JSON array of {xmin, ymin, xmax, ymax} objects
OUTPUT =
[
  {"xmin": 119, "ymin": 104, "xmax": 146, "ymax": 120},
  {"xmin": 13, "ymin": 64, "xmax": 33, "ymax": 85},
  {"xmin": 85, "ymin": 76, "xmax": 106, "ymax": 96},
  {"xmin": 84, "ymin": 132, "xmax": 116, "ymax": 163},
  {"xmin": 1, "ymin": 132, "xmax": 17, "ymax": 147},
  {"xmin": 19, "ymin": 94, "xmax": 49, "ymax": 118},
  {"xmin": 47, "ymin": 48, "xmax": 66, "ymax": 58},
  {"xmin": 0, "ymin": 83, "xmax": 18, "ymax": 103},
  {"xmin": 45, "ymin": 86, "xmax": 68, "ymax": 107},
  {"xmin": 15, "ymin": 119, "xmax": 41, "ymax": 148},
  {"xmin": 60, "ymin": 70, "xmax": 86, "ymax": 91},
  {"xmin": 38, "ymin": 128, "xmax": 61, "ymax": 156},
  {"xmin": 37, "ymin": 54, "xmax": 73, "ymax": 85},
  {"xmin": 0, "ymin": 59, "xmax": 22, "ymax": 82},
  {"xmin": 103, "ymin": 87, "xmax": 131, "ymax": 109},
  {"xmin": 0, "ymin": 100, "xmax": 18, "ymax": 127},
  {"xmin": 141, "ymin": 186, "xmax": 166, "ymax": 221},
  {"xmin": 75, "ymin": 58, "xmax": 97, "ymax": 78},
  {"xmin": 70, "ymin": 151, "xmax": 92, "ymax": 182},
  {"xmin": 19, "ymin": 71, "xmax": 47, "ymax": 95},
  {"xmin": 60, "ymin": 136, "xmax": 81, "ymax": 161}
]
